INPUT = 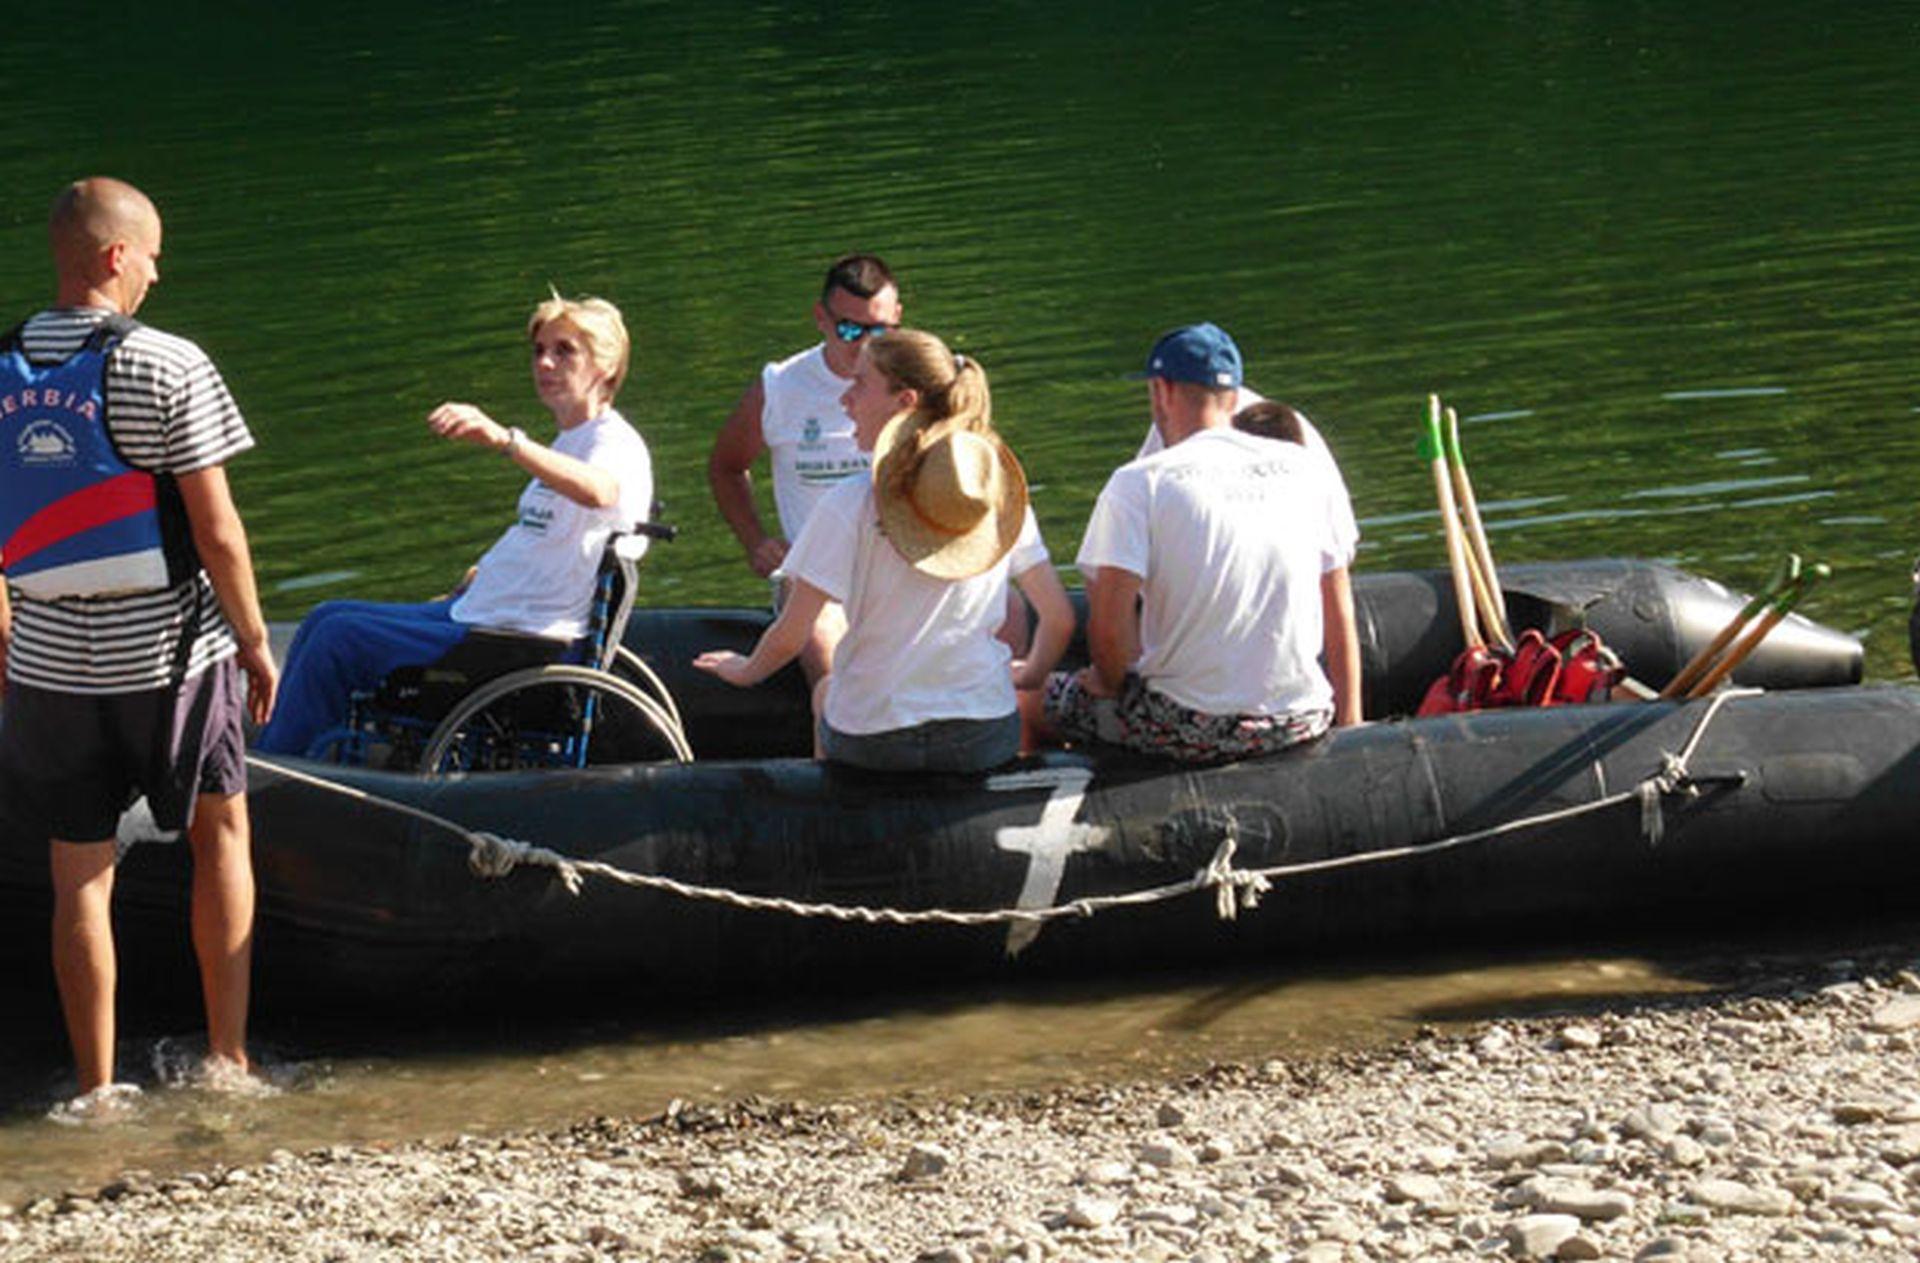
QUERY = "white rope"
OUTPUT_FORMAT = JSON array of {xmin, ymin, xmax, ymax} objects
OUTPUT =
[{"xmin": 244, "ymin": 689, "xmax": 1761, "ymax": 929}]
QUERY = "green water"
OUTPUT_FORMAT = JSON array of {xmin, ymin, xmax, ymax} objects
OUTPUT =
[
  {"xmin": 3, "ymin": 0, "xmax": 1920, "ymax": 1200},
  {"xmin": 3, "ymin": 3, "xmax": 1915, "ymax": 672}
]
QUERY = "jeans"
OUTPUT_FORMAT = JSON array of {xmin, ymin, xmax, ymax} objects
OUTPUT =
[
  {"xmin": 820, "ymin": 711, "xmax": 1021, "ymax": 774},
  {"xmin": 255, "ymin": 599, "xmax": 472, "ymax": 756}
]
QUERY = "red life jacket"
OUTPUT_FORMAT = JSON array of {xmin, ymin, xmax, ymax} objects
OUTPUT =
[{"xmin": 1416, "ymin": 628, "xmax": 1624, "ymax": 716}]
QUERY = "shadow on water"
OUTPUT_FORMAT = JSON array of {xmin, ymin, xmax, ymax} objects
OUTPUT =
[{"xmin": 5, "ymin": 904, "xmax": 1918, "ymax": 1205}]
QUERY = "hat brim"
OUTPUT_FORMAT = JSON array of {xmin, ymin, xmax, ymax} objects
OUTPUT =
[{"xmin": 873, "ymin": 415, "xmax": 1029, "ymax": 582}]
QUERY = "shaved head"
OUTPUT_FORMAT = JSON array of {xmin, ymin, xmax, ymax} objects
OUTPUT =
[
  {"xmin": 51, "ymin": 178, "xmax": 157, "ymax": 259},
  {"xmin": 48, "ymin": 178, "xmax": 163, "ymax": 313}
]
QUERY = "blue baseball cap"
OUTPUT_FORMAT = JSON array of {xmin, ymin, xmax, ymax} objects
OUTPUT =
[{"xmin": 1131, "ymin": 322, "xmax": 1244, "ymax": 389}]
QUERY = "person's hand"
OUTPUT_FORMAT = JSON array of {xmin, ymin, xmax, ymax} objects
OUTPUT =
[
  {"xmin": 1074, "ymin": 664, "xmax": 1117, "ymax": 700},
  {"xmin": 427, "ymin": 402, "xmax": 510, "ymax": 450},
  {"xmin": 693, "ymin": 650, "xmax": 755, "ymax": 688},
  {"xmin": 236, "ymin": 639, "xmax": 279, "ymax": 726},
  {"xmin": 748, "ymin": 536, "xmax": 789, "ymax": 580}
]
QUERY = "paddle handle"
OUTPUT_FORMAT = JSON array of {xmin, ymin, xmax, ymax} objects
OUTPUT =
[
  {"xmin": 1424, "ymin": 395, "xmax": 1482, "ymax": 649},
  {"xmin": 1658, "ymin": 557, "xmax": 1796, "ymax": 700},
  {"xmin": 1445, "ymin": 407, "xmax": 1512, "ymax": 649},
  {"xmin": 1681, "ymin": 562, "xmax": 1826, "ymax": 700},
  {"xmin": 1658, "ymin": 612, "xmax": 1757, "ymax": 700},
  {"xmin": 1682, "ymin": 607, "xmax": 1789, "ymax": 699}
]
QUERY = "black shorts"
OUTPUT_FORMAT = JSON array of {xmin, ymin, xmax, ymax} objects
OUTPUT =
[{"xmin": 0, "ymin": 659, "xmax": 248, "ymax": 842}]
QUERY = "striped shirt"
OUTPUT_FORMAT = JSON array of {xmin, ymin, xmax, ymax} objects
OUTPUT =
[{"xmin": 4, "ymin": 307, "xmax": 254, "ymax": 694}]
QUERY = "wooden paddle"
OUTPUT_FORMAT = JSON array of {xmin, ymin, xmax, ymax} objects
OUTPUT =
[
  {"xmin": 1682, "ymin": 561, "xmax": 1828, "ymax": 700},
  {"xmin": 1423, "ymin": 394, "xmax": 1482, "ymax": 650},
  {"xmin": 1658, "ymin": 555, "xmax": 1799, "ymax": 700},
  {"xmin": 1444, "ymin": 404, "xmax": 1513, "ymax": 650}
]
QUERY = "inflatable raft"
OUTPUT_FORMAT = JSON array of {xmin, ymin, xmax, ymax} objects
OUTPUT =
[{"xmin": 0, "ymin": 559, "xmax": 1898, "ymax": 1023}]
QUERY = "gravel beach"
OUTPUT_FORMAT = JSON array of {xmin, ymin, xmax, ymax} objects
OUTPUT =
[{"xmin": 6, "ymin": 948, "xmax": 1920, "ymax": 1262}]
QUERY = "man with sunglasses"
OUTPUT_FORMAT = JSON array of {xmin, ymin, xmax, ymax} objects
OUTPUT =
[{"xmin": 709, "ymin": 254, "xmax": 901, "ymax": 683}]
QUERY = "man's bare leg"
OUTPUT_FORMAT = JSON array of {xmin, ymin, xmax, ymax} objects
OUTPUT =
[
  {"xmin": 50, "ymin": 838, "xmax": 119, "ymax": 1093},
  {"xmin": 187, "ymin": 792, "xmax": 253, "ymax": 1075}
]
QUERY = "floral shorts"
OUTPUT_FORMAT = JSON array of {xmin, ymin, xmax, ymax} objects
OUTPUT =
[{"xmin": 1043, "ymin": 670, "xmax": 1331, "ymax": 765}]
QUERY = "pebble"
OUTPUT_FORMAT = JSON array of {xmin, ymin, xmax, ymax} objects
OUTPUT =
[
  {"xmin": 1484, "ymin": 1135, "xmax": 1569, "ymax": 1168},
  {"xmin": 1384, "ymin": 1173, "xmax": 1446, "ymax": 1205},
  {"xmin": 1080, "ymin": 1160, "xmax": 1134, "ymax": 1186},
  {"xmin": 1689, "ymin": 1178, "xmax": 1796, "ymax": 1216},
  {"xmin": 1505, "ymin": 1212, "xmax": 1580, "ymax": 1258},
  {"xmin": 900, "ymin": 1143, "xmax": 952, "ymax": 1181},
  {"xmin": 1833, "ymin": 1097, "xmax": 1904, "ymax": 1124},
  {"xmin": 1869, "ymin": 997, "xmax": 1920, "ymax": 1031},
  {"xmin": 1136, "ymin": 1139, "xmax": 1195, "ymax": 1169},
  {"xmin": 1621, "ymin": 1103, "xmax": 1685, "ymax": 1142},
  {"xmin": 1557, "ymin": 1025, "xmax": 1602, "ymax": 1051},
  {"xmin": 1525, "ymin": 1180, "xmax": 1634, "ymax": 1221},
  {"xmin": 1829, "ymin": 1181, "xmax": 1901, "ymax": 1215},
  {"xmin": 1063, "ymin": 1195, "xmax": 1119, "ymax": 1229}
]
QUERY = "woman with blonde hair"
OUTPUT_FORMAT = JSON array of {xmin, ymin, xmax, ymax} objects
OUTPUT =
[
  {"xmin": 695, "ymin": 328, "xmax": 1072, "ymax": 772},
  {"xmin": 260, "ymin": 294, "xmax": 654, "ymax": 755}
]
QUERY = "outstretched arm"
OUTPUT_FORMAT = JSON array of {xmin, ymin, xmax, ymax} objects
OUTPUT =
[
  {"xmin": 1321, "ymin": 565, "xmax": 1362, "ymax": 726},
  {"xmin": 709, "ymin": 379, "xmax": 788, "ymax": 578},
  {"xmin": 427, "ymin": 402, "xmax": 620, "ymax": 509},
  {"xmin": 693, "ymin": 578, "xmax": 831, "ymax": 688},
  {"xmin": 177, "ymin": 466, "xmax": 278, "ymax": 725}
]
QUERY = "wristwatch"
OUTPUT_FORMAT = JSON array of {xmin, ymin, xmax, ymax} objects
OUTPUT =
[{"xmin": 503, "ymin": 426, "xmax": 526, "ymax": 456}]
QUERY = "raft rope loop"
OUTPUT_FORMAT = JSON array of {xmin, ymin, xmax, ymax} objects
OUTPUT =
[{"xmin": 242, "ymin": 688, "xmax": 1761, "ymax": 931}]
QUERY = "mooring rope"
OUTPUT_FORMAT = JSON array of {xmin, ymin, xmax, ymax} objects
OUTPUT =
[{"xmin": 240, "ymin": 688, "xmax": 1761, "ymax": 930}]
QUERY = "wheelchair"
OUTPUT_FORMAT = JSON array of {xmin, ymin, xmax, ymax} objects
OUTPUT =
[{"xmin": 306, "ymin": 521, "xmax": 693, "ymax": 774}]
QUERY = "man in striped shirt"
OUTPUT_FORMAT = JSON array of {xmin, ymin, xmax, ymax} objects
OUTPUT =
[{"xmin": 0, "ymin": 178, "xmax": 277, "ymax": 1097}]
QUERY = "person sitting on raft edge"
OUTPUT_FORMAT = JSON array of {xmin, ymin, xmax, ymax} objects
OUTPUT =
[
  {"xmin": 693, "ymin": 328, "xmax": 1074, "ymax": 773},
  {"xmin": 1031, "ymin": 322, "xmax": 1363, "ymax": 764},
  {"xmin": 256, "ymin": 293, "xmax": 654, "ymax": 757}
]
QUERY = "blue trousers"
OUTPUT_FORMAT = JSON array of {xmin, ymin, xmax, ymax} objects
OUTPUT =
[{"xmin": 256, "ymin": 599, "xmax": 472, "ymax": 756}]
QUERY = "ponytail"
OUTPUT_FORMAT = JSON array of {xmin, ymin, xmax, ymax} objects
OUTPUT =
[{"xmin": 865, "ymin": 328, "xmax": 995, "ymax": 507}]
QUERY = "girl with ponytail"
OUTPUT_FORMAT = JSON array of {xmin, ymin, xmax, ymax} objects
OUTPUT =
[{"xmin": 695, "ymin": 329, "xmax": 1073, "ymax": 772}]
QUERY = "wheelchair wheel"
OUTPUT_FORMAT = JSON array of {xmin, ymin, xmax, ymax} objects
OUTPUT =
[
  {"xmin": 419, "ymin": 664, "xmax": 693, "ymax": 775},
  {"xmin": 610, "ymin": 645, "xmax": 689, "ymax": 737}
]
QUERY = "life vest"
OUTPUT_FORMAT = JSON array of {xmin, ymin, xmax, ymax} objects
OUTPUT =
[
  {"xmin": 0, "ymin": 316, "xmax": 194, "ymax": 600},
  {"xmin": 1416, "ymin": 628, "xmax": 1625, "ymax": 716}
]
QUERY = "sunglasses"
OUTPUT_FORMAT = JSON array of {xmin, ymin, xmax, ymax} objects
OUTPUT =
[{"xmin": 833, "ymin": 318, "xmax": 894, "ymax": 343}]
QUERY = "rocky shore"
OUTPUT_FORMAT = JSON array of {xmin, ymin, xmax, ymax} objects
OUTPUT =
[{"xmin": 7, "ymin": 950, "xmax": 1920, "ymax": 1262}]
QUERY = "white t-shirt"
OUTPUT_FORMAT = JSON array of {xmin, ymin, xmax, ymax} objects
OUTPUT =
[
  {"xmin": 760, "ymin": 344, "xmax": 870, "ymax": 539},
  {"xmin": 783, "ymin": 471, "xmax": 1049, "ymax": 735},
  {"xmin": 1077, "ymin": 427, "xmax": 1344, "ymax": 718},
  {"xmin": 451, "ymin": 409, "xmax": 653, "ymax": 640},
  {"xmin": 1136, "ymin": 387, "xmax": 1358, "ymax": 564}
]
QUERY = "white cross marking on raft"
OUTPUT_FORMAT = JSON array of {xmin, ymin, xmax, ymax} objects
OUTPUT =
[{"xmin": 988, "ymin": 767, "xmax": 1110, "ymax": 956}]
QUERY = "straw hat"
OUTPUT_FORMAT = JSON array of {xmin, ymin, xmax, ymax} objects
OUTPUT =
[{"xmin": 872, "ymin": 414, "xmax": 1029, "ymax": 580}]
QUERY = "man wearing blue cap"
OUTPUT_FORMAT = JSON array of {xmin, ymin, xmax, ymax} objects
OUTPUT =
[{"xmin": 1037, "ymin": 323, "xmax": 1361, "ymax": 762}]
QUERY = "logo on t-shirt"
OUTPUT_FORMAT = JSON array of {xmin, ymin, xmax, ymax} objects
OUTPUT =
[
  {"xmin": 16, "ymin": 420, "xmax": 78, "ymax": 467},
  {"xmin": 801, "ymin": 415, "xmax": 823, "ymax": 446}
]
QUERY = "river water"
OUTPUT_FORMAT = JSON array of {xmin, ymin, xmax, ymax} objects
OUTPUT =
[{"xmin": 2, "ymin": 0, "xmax": 1918, "ymax": 1202}]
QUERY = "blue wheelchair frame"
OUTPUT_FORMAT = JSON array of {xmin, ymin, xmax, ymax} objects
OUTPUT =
[{"xmin": 306, "ymin": 522, "xmax": 687, "ymax": 773}]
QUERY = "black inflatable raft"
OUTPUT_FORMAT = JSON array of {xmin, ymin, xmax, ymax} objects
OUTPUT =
[{"xmin": 0, "ymin": 559, "xmax": 1891, "ymax": 1023}]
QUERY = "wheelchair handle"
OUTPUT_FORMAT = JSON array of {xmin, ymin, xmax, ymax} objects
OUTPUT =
[{"xmin": 629, "ymin": 521, "xmax": 679, "ymax": 543}]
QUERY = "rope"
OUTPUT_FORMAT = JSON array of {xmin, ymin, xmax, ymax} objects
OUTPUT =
[{"xmin": 242, "ymin": 688, "xmax": 1761, "ymax": 930}]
